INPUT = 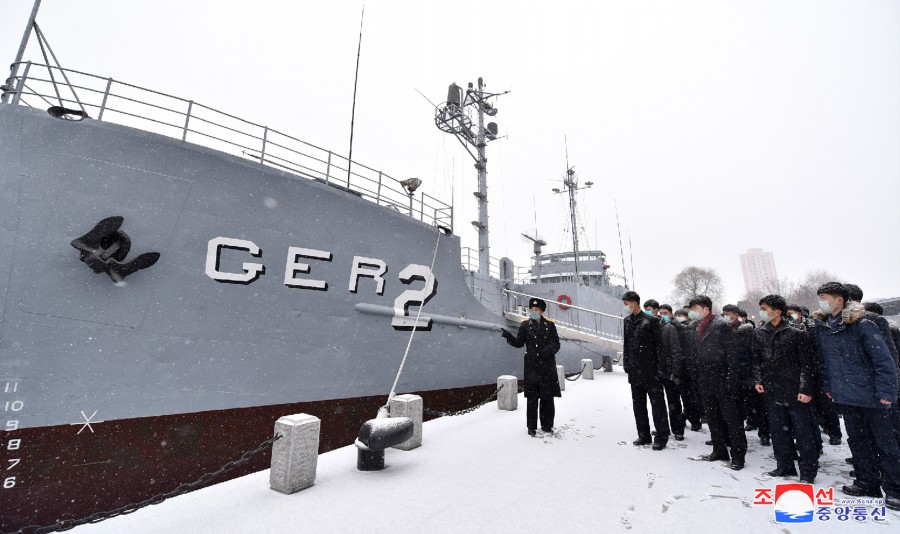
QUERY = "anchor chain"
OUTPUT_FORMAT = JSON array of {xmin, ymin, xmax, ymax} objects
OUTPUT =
[
  {"xmin": 423, "ymin": 382, "xmax": 523, "ymax": 418},
  {"xmin": 7, "ymin": 434, "xmax": 282, "ymax": 534}
]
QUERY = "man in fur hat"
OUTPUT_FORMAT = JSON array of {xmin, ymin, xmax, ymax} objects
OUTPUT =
[{"xmin": 813, "ymin": 282, "xmax": 899, "ymax": 510}]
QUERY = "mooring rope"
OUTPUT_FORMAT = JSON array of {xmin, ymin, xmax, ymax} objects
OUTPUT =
[{"xmin": 385, "ymin": 227, "xmax": 443, "ymax": 407}]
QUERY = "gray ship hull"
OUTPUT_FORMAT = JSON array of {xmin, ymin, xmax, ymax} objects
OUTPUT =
[{"xmin": 0, "ymin": 105, "xmax": 621, "ymax": 530}]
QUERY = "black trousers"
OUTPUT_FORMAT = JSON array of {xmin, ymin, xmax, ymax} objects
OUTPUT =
[
  {"xmin": 526, "ymin": 396, "xmax": 555, "ymax": 431},
  {"xmin": 630, "ymin": 383, "xmax": 670, "ymax": 442},
  {"xmin": 841, "ymin": 404, "xmax": 900, "ymax": 498},
  {"xmin": 704, "ymin": 393, "xmax": 747, "ymax": 459},
  {"xmin": 743, "ymin": 387, "xmax": 770, "ymax": 438},
  {"xmin": 680, "ymin": 377, "xmax": 704, "ymax": 427},
  {"xmin": 893, "ymin": 405, "xmax": 900, "ymax": 448},
  {"xmin": 661, "ymin": 378, "xmax": 686, "ymax": 435},
  {"xmin": 815, "ymin": 391, "xmax": 843, "ymax": 439},
  {"xmin": 768, "ymin": 401, "xmax": 819, "ymax": 479}
]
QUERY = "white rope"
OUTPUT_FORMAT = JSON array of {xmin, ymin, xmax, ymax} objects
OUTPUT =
[{"xmin": 385, "ymin": 228, "xmax": 443, "ymax": 407}]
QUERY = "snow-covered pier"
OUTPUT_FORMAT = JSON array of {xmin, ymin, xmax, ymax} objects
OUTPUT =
[{"xmin": 72, "ymin": 369, "xmax": 895, "ymax": 533}]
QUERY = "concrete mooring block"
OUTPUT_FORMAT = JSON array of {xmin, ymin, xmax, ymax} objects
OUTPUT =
[
  {"xmin": 270, "ymin": 413, "xmax": 320, "ymax": 494},
  {"xmin": 389, "ymin": 394, "xmax": 423, "ymax": 450},
  {"xmin": 602, "ymin": 355, "xmax": 614, "ymax": 372},
  {"xmin": 581, "ymin": 359, "xmax": 594, "ymax": 379},
  {"xmin": 557, "ymin": 365, "xmax": 566, "ymax": 391},
  {"xmin": 497, "ymin": 375, "xmax": 519, "ymax": 411}
]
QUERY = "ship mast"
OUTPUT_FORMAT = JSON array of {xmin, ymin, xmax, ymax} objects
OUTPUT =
[
  {"xmin": 552, "ymin": 166, "xmax": 593, "ymax": 278},
  {"xmin": 434, "ymin": 78, "xmax": 505, "ymax": 277},
  {"xmin": 1, "ymin": 0, "xmax": 42, "ymax": 105}
]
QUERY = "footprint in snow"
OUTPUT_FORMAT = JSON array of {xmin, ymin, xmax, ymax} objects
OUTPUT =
[
  {"xmin": 647, "ymin": 473, "xmax": 657, "ymax": 489},
  {"xmin": 621, "ymin": 505, "xmax": 635, "ymax": 530},
  {"xmin": 660, "ymin": 495, "xmax": 687, "ymax": 514}
]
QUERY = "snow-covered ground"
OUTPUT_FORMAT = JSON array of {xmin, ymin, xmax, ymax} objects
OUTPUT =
[{"xmin": 74, "ymin": 369, "xmax": 896, "ymax": 533}]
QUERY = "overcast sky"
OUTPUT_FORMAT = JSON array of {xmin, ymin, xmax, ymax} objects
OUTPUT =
[{"xmin": 3, "ymin": 0, "xmax": 898, "ymax": 303}]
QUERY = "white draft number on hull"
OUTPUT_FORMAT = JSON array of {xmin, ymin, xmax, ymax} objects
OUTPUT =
[{"xmin": 392, "ymin": 264, "xmax": 437, "ymax": 331}]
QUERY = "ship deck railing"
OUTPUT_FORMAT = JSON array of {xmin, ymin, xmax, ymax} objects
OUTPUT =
[
  {"xmin": 1, "ymin": 61, "xmax": 453, "ymax": 231},
  {"xmin": 502, "ymin": 288, "xmax": 624, "ymax": 343}
]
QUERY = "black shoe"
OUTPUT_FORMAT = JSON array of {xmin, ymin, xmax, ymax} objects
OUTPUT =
[
  {"xmin": 886, "ymin": 496, "xmax": 900, "ymax": 511},
  {"xmin": 759, "ymin": 436, "xmax": 771, "ymax": 446},
  {"xmin": 845, "ymin": 457, "xmax": 854, "ymax": 465},
  {"xmin": 744, "ymin": 423, "xmax": 757, "ymax": 431},
  {"xmin": 730, "ymin": 459, "xmax": 745, "ymax": 471},
  {"xmin": 651, "ymin": 430, "xmax": 658, "ymax": 436},
  {"xmin": 541, "ymin": 427, "xmax": 553, "ymax": 433},
  {"xmin": 528, "ymin": 429, "xmax": 536, "ymax": 436},
  {"xmin": 849, "ymin": 470, "xmax": 856, "ymax": 478},
  {"xmin": 633, "ymin": 437, "xmax": 651, "ymax": 446},
  {"xmin": 799, "ymin": 477, "xmax": 815, "ymax": 484},
  {"xmin": 829, "ymin": 436, "xmax": 842, "ymax": 446},
  {"xmin": 705, "ymin": 440, "xmax": 713, "ymax": 446},
  {"xmin": 841, "ymin": 484, "xmax": 882, "ymax": 498},
  {"xmin": 652, "ymin": 441, "xmax": 667, "ymax": 451},
  {"xmin": 767, "ymin": 467, "xmax": 798, "ymax": 477},
  {"xmin": 690, "ymin": 423, "xmax": 702, "ymax": 432},
  {"xmin": 673, "ymin": 434, "xmax": 684, "ymax": 441},
  {"xmin": 702, "ymin": 452, "xmax": 730, "ymax": 462}
]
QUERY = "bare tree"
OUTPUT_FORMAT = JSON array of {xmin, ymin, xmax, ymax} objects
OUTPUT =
[
  {"xmin": 669, "ymin": 266, "xmax": 726, "ymax": 309},
  {"xmin": 788, "ymin": 270, "xmax": 844, "ymax": 311},
  {"xmin": 738, "ymin": 271, "xmax": 842, "ymax": 315}
]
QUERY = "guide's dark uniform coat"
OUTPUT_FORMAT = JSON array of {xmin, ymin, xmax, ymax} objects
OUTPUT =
[{"xmin": 504, "ymin": 317, "xmax": 562, "ymax": 398}]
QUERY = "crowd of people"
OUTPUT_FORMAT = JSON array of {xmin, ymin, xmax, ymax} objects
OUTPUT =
[{"xmin": 620, "ymin": 282, "xmax": 900, "ymax": 510}]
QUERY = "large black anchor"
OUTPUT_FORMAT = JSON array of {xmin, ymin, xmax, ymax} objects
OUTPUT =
[{"xmin": 70, "ymin": 216, "xmax": 160, "ymax": 283}]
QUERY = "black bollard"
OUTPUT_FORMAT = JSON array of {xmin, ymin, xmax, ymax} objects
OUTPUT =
[
  {"xmin": 357, "ymin": 448, "xmax": 385, "ymax": 471},
  {"xmin": 354, "ymin": 416, "xmax": 414, "ymax": 471}
]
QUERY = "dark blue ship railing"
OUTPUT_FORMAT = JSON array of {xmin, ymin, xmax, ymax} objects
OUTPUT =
[{"xmin": 1, "ymin": 61, "xmax": 454, "ymax": 231}]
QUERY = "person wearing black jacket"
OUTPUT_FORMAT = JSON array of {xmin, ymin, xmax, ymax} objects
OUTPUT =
[
  {"xmin": 502, "ymin": 297, "xmax": 561, "ymax": 436},
  {"xmin": 674, "ymin": 308, "xmax": 704, "ymax": 430},
  {"xmin": 724, "ymin": 304, "xmax": 770, "ymax": 446},
  {"xmin": 863, "ymin": 301, "xmax": 900, "ymax": 449},
  {"xmin": 753, "ymin": 294, "xmax": 819, "ymax": 483},
  {"xmin": 846, "ymin": 285, "xmax": 900, "ymax": 366},
  {"xmin": 658, "ymin": 304, "xmax": 686, "ymax": 440},
  {"xmin": 788, "ymin": 303, "xmax": 842, "ymax": 446},
  {"xmin": 689, "ymin": 295, "xmax": 747, "ymax": 470},
  {"xmin": 622, "ymin": 291, "xmax": 670, "ymax": 450}
]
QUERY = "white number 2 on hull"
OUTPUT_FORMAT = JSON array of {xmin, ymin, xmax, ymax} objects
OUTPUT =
[{"xmin": 392, "ymin": 264, "xmax": 437, "ymax": 331}]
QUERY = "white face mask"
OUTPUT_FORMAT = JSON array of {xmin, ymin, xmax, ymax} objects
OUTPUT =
[
  {"xmin": 789, "ymin": 313, "xmax": 799, "ymax": 321},
  {"xmin": 674, "ymin": 317, "xmax": 686, "ymax": 323},
  {"xmin": 819, "ymin": 300, "xmax": 834, "ymax": 313},
  {"xmin": 758, "ymin": 310, "xmax": 772, "ymax": 323}
]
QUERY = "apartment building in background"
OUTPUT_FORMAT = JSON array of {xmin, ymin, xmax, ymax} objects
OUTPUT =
[{"xmin": 740, "ymin": 248, "xmax": 778, "ymax": 294}]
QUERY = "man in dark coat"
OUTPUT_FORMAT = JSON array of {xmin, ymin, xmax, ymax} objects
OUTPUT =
[
  {"xmin": 753, "ymin": 295, "xmax": 819, "ymax": 483},
  {"xmin": 674, "ymin": 308, "xmax": 703, "ymax": 430},
  {"xmin": 863, "ymin": 301, "xmax": 900, "ymax": 449},
  {"xmin": 502, "ymin": 297, "xmax": 561, "ymax": 436},
  {"xmin": 846, "ymin": 284, "xmax": 900, "ymax": 367},
  {"xmin": 689, "ymin": 295, "xmax": 747, "ymax": 470},
  {"xmin": 657, "ymin": 304, "xmax": 686, "ymax": 440},
  {"xmin": 724, "ymin": 304, "xmax": 770, "ymax": 446},
  {"xmin": 789, "ymin": 303, "xmax": 842, "ymax": 446},
  {"xmin": 622, "ymin": 291, "xmax": 670, "ymax": 450},
  {"xmin": 813, "ymin": 282, "xmax": 899, "ymax": 511}
]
